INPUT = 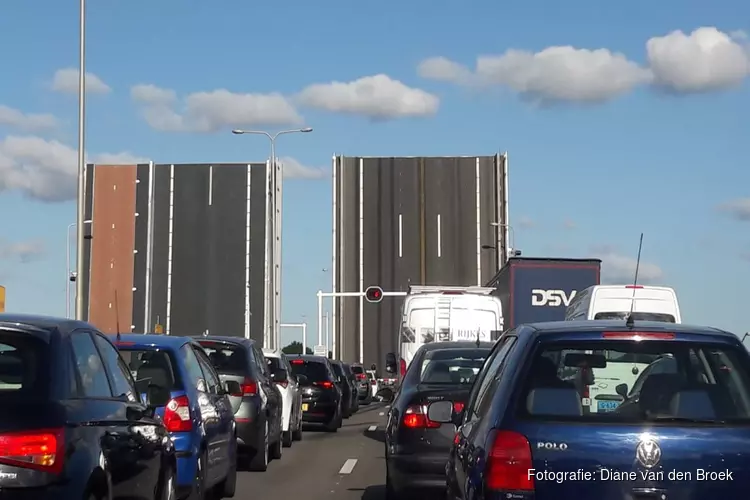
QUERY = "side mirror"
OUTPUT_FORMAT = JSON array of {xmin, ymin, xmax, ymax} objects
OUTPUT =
[
  {"xmin": 145, "ymin": 384, "xmax": 171, "ymax": 407},
  {"xmin": 272, "ymin": 368, "xmax": 288, "ymax": 383},
  {"xmin": 385, "ymin": 353, "xmax": 397, "ymax": 373},
  {"xmin": 224, "ymin": 380, "xmax": 242, "ymax": 397},
  {"xmin": 427, "ymin": 400, "xmax": 453, "ymax": 423},
  {"xmin": 615, "ymin": 383, "xmax": 628, "ymax": 398}
]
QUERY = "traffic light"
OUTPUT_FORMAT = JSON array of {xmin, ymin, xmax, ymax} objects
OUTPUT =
[{"xmin": 365, "ymin": 285, "xmax": 384, "ymax": 303}]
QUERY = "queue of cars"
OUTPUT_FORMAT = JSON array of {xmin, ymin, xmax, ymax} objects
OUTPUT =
[
  {"xmin": 384, "ymin": 319, "xmax": 750, "ymax": 499},
  {"xmin": 0, "ymin": 312, "xmax": 372, "ymax": 499}
]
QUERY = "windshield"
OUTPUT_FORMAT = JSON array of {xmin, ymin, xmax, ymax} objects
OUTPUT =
[
  {"xmin": 290, "ymin": 360, "xmax": 331, "ymax": 382},
  {"xmin": 419, "ymin": 348, "xmax": 489, "ymax": 384},
  {"xmin": 594, "ymin": 311, "xmax": 675, "ymax": 322},
  {"xmin": 350, "ymin": 365, "xmax": 364, "ymax": 374},
  {"xmin": 0, "ymin": 331, "xmax": 48, "ymax": 399},
  {"xmin": 119, "ymin": 349, "xmax": 178, "ymax": 392},
  {"xmin": 518, "ymin": 339, "xmax": 750, "ymax": 423},
  {"xmin": 405, "ymin": 307, "xmax": 497, "ymax": 343},
  {"xmin": 197, "ymin": 341, "xmax": 247, "ymax": 375}
]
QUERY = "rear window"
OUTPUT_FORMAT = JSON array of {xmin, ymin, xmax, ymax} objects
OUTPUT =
[
  {"xmin": 350, "ymin": 365, "xmax": 364, "ymax": 374},
  {"xmin": 518, "ymin": 339, "xmax": 750, "ymax": 423},
  {"xmin": 419, "ymin": 348, "xmax": 489, "ymax": 385},
  {"xmin": 594, "ymin": 311, "xmax": 675, "ymax": 322},
  {"xmin": 330, "ymin": 363, "xmax": 344, "ymax": 377},
  {"xmin": 198, "ymin": 342, "xmax": 247, "ymax": 376},
  {"xmin": 266, "ymin": 357, "xmax": 281, "ymax": 371},
  {"xmin": 290, "ymin": 360, "xmax": 331, "ymax": 382},
  {"xmin": 0, "ymin": 332, "xmax": 47, "ymax": 398},
  {"xmin": 119, "ymin": 349, "xmax": 178, "ymax": 392}
]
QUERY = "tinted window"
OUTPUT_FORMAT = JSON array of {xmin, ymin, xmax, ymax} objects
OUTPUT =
[
  {"xmin": 594, "ymin": 312, "xmax": 675, "ymax": 322},
  {"xmin": 290, "ymin": 360, "xmax": 331, "ymax": 382},
  {"xmin": 518, "ymin": 339, "xmax": 750, "ymax": 423},
  {"xmin": 94, "ymin": 335, "xmax": 137, "ymax": 402},
  {"xmin": 194, "ymin": 348, "xmax": 220, "ymax": 394},
  {"xmin": 350, "ymin": 365, "xmax": 364, "ymax": 374},
  {"xmin": 0, "ymin": 330, "xmax": 48, "ymax": 399},
  {"xmin": 253, "ymin": 348, "xmax": 270, "ymax": 377},
  {"xmin": 419, "ymin": 348, "xmax": 489, "ymax": 385},
  {"xmin": 180, "ymin": 345, "xmax": 206, "ymax": 391},
  {"xmin": 198, "ymin": 341, "xmax": 248, "ymax": 376},
  {"xmin": 466, "ymin": 336, "xmax": 516, "ymax": 423},
  {"xmin": 266, "ymin": 357, "xmax": 282, "ymax": 372},
  {"xmin": 119, "ymin": 349, "xmax": 178, "ymax": 392},
  {"xmin": 330, "ymin": 363, "xmax": 344, "ymax": 377},
  {"xmin": 70, "ymin": 331, "xmax": 112, "ymax": 398}
]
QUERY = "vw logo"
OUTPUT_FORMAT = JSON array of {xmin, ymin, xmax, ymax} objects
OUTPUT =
[{"xmin": 636, "ymin": 437, "xmax": 662, "ymax": 468}]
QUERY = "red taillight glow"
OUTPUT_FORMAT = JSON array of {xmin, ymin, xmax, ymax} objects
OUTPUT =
[
  {"xmin": 486, "ymin": 430, "xmax": 534, "ymax": 491},
  {"xmin": 314, "ymin": 381, "xmax": 334, "ymax": 389},
  {"xmin": 399, "ymin": 358, "xmax": 407, "ymax": 378},
  {"xmin": 240, "ymin": 378, "xmax": 258, "ymax": 396},
  {"xmin": 0, "ymin": 428, "xmax": 64, "ymax": 474},
  {"xmin": 371, "ymin": 379, "xmax": 377, "ymax": 385},
  {"xmin": 356, "ymin": 373, "xmax": 366, "ymax": 380},
  {"xmin": 602, "ymin": 332, "xmax": 675, "ymax": 340},
  {"xmin": 402, "ymin": 405, "xmax": 441, "ymax": 429},
  {"xmin": 163, "ymin": 395, "xmax": 192, "ymax": 432},
  {"xmin": 453, "ymin": 402, "xmax": 465, "ymax": 413},
  {"xmin": 291, "ymin": 359, "xmax": 304, "ymax": 365},
  {"xmin": 625, "ymin": 285, "xmax": 643, "ymax": 289}
]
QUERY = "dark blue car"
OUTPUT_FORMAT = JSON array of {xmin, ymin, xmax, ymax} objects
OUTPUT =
[
  {"xmin": 115, "ymin": 334, "xmax": 238, "ymax": 500},
  {"xmin": 432, "ymin": 320, "xmax": 750, "ymax": 500}
]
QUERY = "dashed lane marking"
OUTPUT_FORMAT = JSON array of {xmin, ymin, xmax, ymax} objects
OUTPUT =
[
  {"xmin": 339, "ymin": 458, "xmax": 358, "ymax": 475},
  {"xmin": 368, "ymin": 425, "xmax": 377, "ymax": 432},
  {"xmin": 379, "ymin": 412, "xmax": 385, "ymax": 416}
]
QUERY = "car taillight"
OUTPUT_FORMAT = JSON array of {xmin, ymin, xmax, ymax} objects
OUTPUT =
[
  {"xmin": 399, "ymin": 358, "xmax": 406, "ymax": 377},
  {"xmin": 402, "ymin": 405, "xmax": 441, "ymax": 429},
  {"xmin": 371, "ymin": 379, "xmax": 377, "ymax": 385},
  {"xmin": 602, "ymin": 332, "xmax": 675, "ymax": 340},
  {"xmin": 624, "ymin": 285, "xmax": 643, "ymax": 289},
  {"xmin": 240, "ymin": 378, "xmax": 258, "ymax": 396},
  {"xmin": 356, "ymin": 373, "xmax": 366, "ymax": 380},
  {"xmin": 0, "ymin": 428, "xmax": 64, "ymax": 474},
  {"xmin": 163, "ymin": 395, "xmax": 192, "ymax": 432},
  {"xmin": 314, "ymin": 381, "xmax": 334, "ymax": 389},
  {"xmin": 486, "ymin": 430, "xmax": 534, "ymax": 491},
  {"xmin": 291, "ymin": 359, "xmax": 304, "ymax": 365},
  {"xmin": 453, "ymin": 402, "xmax": 465, "ymax": 413}
]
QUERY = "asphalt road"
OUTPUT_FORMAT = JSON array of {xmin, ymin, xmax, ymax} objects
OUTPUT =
[{"xmin": 237, "ymin": 402, "xmax": 389, "ymax": 500}]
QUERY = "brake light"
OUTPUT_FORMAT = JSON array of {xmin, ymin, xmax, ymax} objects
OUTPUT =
[
  {"xmin": 486, "ymin": 430, "xmax": 533, "ymax": 491},
  {"xmin": 602, "ymin": 332, "xmax": 675, "ymax": 340},
  {"xmin": 240, "ymin": 378, "xmax": 258, "ymax": 396},
  {"xmin": 399, "ymin": 358, "xmax": 407, "ymax": 377},
  {"xmin": 163, "ymin": 395, "xmax": 192, "ymax": 432},
  {"xmin": 0, "ymin": 428, "xmax": 64, "ymax": 474},
  {"xmin": 291, "ymin": 359, "xmax": 304, "ymax": 365},
  {"xmin": 625, "ymin": 285, "xmax": 643, "ymax": 289},
  {"xmin": 371, "ymin": 379, "xmax": 377, "ymax": 385},
  {"xmin": 314, "ymin": 381, "xmax": 334, "ymax": 389},
  {"xmin": 453, "ymin": 402, "xmax": 465, "ymax": 413},
  {"xmin": 356, "ymin": 373, "xmax": 366, "ymax": 380},
  {"xmin": 402, "ymin": 405, "xmax": 441, "ymax": 429}
]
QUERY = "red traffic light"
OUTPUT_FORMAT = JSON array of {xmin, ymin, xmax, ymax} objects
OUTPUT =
[{"xmin": 365, "ymin": 286, "xmax": 384, "ymax": 303}]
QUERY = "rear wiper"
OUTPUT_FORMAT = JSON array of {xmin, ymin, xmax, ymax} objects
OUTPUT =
[{"xmin": 646, "ymin": 416, "xmax": 725, "ymax": 424}]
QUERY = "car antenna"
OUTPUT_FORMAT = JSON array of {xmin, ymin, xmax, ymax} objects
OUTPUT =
[
  {"xmin": 114, "ymin": 289, "xmax": 121, "ymax": 342},
  {"xmin": 625, "ymin": 233, "xmax": 644, "ymax": 329}
]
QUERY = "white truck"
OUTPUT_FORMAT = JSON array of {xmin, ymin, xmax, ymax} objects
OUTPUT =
[{"xmin": 386, "ymin": 285, "xmax": 504, "ymax": 379}]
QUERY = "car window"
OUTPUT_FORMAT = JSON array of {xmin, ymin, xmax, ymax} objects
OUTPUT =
[
  {"xmin": 194, "ymin": 348, "xmax": 220, "ymax": 394},
  {"xmin": 249, "ymin": 347, "xmax": 267, "ymax": 377},
  {"xmin": 197, "ymin": 341, "xmax": 248, "ymax": 376},
  {"xmin": 70, "ymin": 331, "xmax": 112, "ymax": 398},
  {"xmin": 290, "ymin": 360, "xmax": 331, "ymax": 381},
  {"xmin": 465, "ymin": 336, "xmax": 516, "ymax": 423},
  {"xmin": 119, "ymin": 349, "xmax": 178, "ymax": 393},
  {"xmin": 350, "ymin": 365, "xmax": 364, "ymax": 374},
  {"xmin": 628, "ymin": 356, "xmax": 678, "ymax": 396},
  {"xmin": 419, "ymin": 348, "xmax": 490, "ymax": 385},
  {"xmin": 517, "ymin": 339, "xmax": 750, "ymax": 423},
  {"xmin": 330, "ymin": 363, "xmax": 344, "ymax": 378},
  {"xmin": 0, "ymin": 329, "xmax": 49, "ymax": 399},
  {"xmin": 94, "ymin": 334, "xmax": 137, "ymax": 402},
  {"xmin": 180, "ymin": 345, "xmax": 206, "ymax": 392},
  {"xmin": 266, "ymin": 357, "xmax": 282, "ymax": 372}
]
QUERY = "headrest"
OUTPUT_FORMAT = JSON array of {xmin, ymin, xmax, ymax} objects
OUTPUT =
[
  {"xmin": 527, "ymin": 388, "xmax": 582, "ymax": 416},
  {"xmin": 669, "ymin": 390, "xmax": 716, "ymax": 420}
]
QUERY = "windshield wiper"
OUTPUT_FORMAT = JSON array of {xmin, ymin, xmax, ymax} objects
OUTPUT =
[{"xmin": 646, "ymin": 416, "xmax": 725, "ymax": 424}]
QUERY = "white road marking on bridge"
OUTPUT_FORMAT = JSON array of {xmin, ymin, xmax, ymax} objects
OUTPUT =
[
  {"xmin": 368, "ymin": 425, "xmax": 377, "ymax": 432},
  {"xmin": 379, "ymin": 412, "xmax": 385, "ymax": 416},
  {"xmin": 339, "ymin": 458, "xmax": 358, "ymax": 475}
]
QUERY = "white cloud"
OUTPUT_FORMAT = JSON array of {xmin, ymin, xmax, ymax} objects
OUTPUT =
[
  {"xmin": 130, "ymin": 84, "xmax": 302, "ymax": 133},
  {"xmin": 417, "ymin": 26, "xmax": 749, "ymax": 103},
  {"xmin": 646, "ymin": 28, "xmax": 750, "ymax": 93},
  {"xmin": 0, "ymin": 239, "xmax": 45, "ymax": 263},
  {"xmin": 0, "ymin": 135, "xmax": 145, "ymax": 202},
  {"xmin": 592, "ymin": 245, "xmax": 664, "ymax": 284},
  {"xmin": 51, "ymin": 68, "xmax": 111, "ymax": 95},
  {"xmin": 296, "ymin": 74, "xmax": 439, "ymax": 119},
  {"xmin": 0, "ymin": 105, "xmax": 57, "ymax": 131},
  {"xmin": 279, "ymin": 157, "xmax": 326, "ymax": 179},
  {"xmin": 718, "ymin": 198, "xmax": 750, "ymax": 221}
]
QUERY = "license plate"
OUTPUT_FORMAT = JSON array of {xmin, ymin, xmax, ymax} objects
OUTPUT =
[
  {"xmin": 597, "ymin": 400, "xmax": 619, "ymax": 412},
  {"xmin": 302, "ymin": 403, "xmax": 309, "ymax": 411}
]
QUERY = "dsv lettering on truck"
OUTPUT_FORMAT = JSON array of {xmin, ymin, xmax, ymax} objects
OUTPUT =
[{"xmin": 531, "ymin": 289, "xmax": 577, "ymax": 307}]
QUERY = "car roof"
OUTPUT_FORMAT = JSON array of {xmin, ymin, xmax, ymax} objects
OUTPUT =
[
  {"xmin": 192, "ymin": 335, "xmax": 255, "ymax": 346},
  {"xmin": 420, "ymin": 341, "xmax": 495, "ymax": 351},
  {"xmin": 262, "ymin": 349, "xmax": 282, "ymax": 358},
  {"xmin": 523, "ymin": 320, "xmax": 736, "ymax": 339},
  {"xmin": 0, "ymin": 313, "xmax": 93, "ymax": 339},
  {"xmin": 294, "ymin": 355, "xmax": 331, "ymax": 363},
  {"xmin": 115, "ymin": 333, "xmax": 195, "ymax": 349}
]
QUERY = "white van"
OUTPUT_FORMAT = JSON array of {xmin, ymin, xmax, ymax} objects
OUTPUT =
[
  {"xmin": 564, "ymin": 284, "xmax": 681, "ymax": 323},
  {"xmin": 397, "ymin": 285, "xmax": 503, "ymax": 377}
]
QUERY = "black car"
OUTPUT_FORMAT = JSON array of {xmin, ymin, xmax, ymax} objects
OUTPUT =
[
  {"xmin": 349, "ymin": 363, "xmax": 373, "ymax": 404},
  {"xmin": 289, "ymin": 355, "xmax": 343, "ymax": 431},
  {"xmin": 385, "ymin": 341, "xmax": 493, "ymax": 499},
  {"xmin": 342, "ymin": 363, "xmax": 360, "ymax": 414},
  {"xmin": 330, "ymin": 360, "xmax": 358, "ymax": 417},
  {"xmin": 0, "ymin": 313, "xmax": 176, "ymax": 499},
  {"xmin": 195, "ymin": 336, "xmax": 284, "ymax": 471}
]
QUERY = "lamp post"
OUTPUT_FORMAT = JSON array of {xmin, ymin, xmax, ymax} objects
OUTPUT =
[
  {"xmin": 74, "ymin": 0, "xmax": 87, "ymax": 320},
  {"xmin": 231, "ymin": 127, "xmax": 313, "ymax": 350},
  {"xmin": 490, "ymin": 222, "xmax": 516, "ymax": 262},
  {"xmin": 67, "ymin": 220, "xmax": 92, "ymax": 318}
]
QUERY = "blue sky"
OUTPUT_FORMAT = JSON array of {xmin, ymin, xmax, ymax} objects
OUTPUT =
[{"xmin": 0, "ymin": 0, "xmax": 748, "ymax": 346}]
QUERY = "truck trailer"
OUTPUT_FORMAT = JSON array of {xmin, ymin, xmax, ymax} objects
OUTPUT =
[{"xmin": 486, "ymin": 257, "xmax": 601, "ymax": 328}]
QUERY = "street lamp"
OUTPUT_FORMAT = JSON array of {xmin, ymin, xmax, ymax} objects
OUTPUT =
[
  {"xmin": 67, "ymin": 220, "xmax": 92, "ymax": 318},
  {"xmin": 490, "ymin": 222, "xmax": 517, "ymax": 261},
  {"xmin": 231, "ymin": 127, "xmax": 313, "ymax": 350},
  {"xmin": 74, "ymin": 0, "xmax": 87, "ymax": 320}
]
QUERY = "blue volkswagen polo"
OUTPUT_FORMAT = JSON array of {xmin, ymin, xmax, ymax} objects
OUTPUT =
[{"xmin": 115, "ymin": 334, "xmax": 238, "ymax": 499}]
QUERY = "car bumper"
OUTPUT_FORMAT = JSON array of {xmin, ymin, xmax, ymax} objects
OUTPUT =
[
  {"xmin": 235, "ymin": 417, "xmax": 263, "ymax": 451},
  {"xmin": 301, "ymin": 400, "xmax": 337, "ymax": 422},
  {"xmin": 388, "ymin": 452, "xmax": 447, "ymax": 490}
]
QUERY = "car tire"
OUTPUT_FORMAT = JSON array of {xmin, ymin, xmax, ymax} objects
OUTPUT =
[
  {"xmin": 249, "ymin": 420, "xmax": 269, "ymax": 472},
  {"xmin": 325, "ymin": 407, "xmax": 341, "ymax": 432},
  {"xmin": 160, "ymin": 466, "xmax": 176, "ymax": 500},
  {"xmin": 269, "ymin": 435, "xmax": 282, "ymax": 460},
  {"xmin": 282, "ymin": 429, "xmax": 293, "ymax": 448},
  {"xmin": 292, "ymin": 408, "xmax": 303, "ymax": 441}
]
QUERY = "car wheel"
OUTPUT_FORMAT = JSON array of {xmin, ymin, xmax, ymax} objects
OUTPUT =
[
  {"xmin": 269, "ymin": 433, "xmax": 283, "ymax": 460},
  {"xmin": 292, "ymin": 411, "xmax": 303, "ymax": 441},
  {"xmin": 249, "ymin": 420, "xmax": 269, "ymax": 472},
  {"xmin": 282, "ymin": 428, "xmax": 293, "ymax": 448}
]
